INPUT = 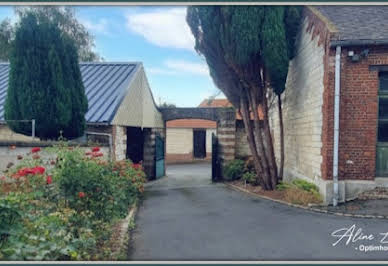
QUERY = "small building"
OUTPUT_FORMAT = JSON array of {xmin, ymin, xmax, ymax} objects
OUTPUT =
[
  {"xmin": 166, "ymin": 118, "xmax": 216, "ymax": 163},
  {"xmin": 0, "ymin": 62, "xmax": 165, "ymax": 179},
  {"xmin": 165, "ymin": 98, "xmax": 255, "ymax": 164},
  {"xmin": 268, "ymin": 6, "xmax": 388, "ymax": 204}
]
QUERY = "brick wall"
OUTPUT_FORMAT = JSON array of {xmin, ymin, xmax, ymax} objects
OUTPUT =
[
  {"xmin": 269, "ymin": 16, "xmax": 325, "ymax": 182},
  {"xmin": 321, "ymin": 46, "xmax": 388, "ymax": 181}
]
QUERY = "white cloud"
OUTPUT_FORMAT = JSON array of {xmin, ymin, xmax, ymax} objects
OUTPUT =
[
  {"xmin": 164, "ymin": 59, "xmax": 208, "ymax": 76},
  {"xmin": 80, "ymin": 18, "xmax": 111, "ymax": 36},
  {"xmin": 147, "ymin": 67, "xmax": 177, "ymax": 75},
  {"xmin": 146, "ymin": 59, "xmax": 209, "ymax": 76},
  {"xmin": 125, "ymin": 7, "xmax": 195, "ymax": 51}
]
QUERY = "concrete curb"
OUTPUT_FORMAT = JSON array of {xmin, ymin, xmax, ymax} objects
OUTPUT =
[
  {"xmin": 111, "ymin": 201, "xmax": 138, "ymax": 259},
  {"xmin": 227, "ymin": 183, "xmax": 388, "ymax": 220}
]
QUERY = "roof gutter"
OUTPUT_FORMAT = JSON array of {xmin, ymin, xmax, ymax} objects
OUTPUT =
[{"xmin": 330, "ymin": 39, "xmax": 388, "ymax": 48}]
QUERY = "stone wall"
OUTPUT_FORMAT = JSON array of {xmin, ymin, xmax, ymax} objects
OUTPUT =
[
  {"xmin": 217, "ymin": 118, "xmax": 236, "ymax": 168},
  {"xmin": 0, "ymin": 142, "xmax": 109, "ymax": 172},
  {"xmin": 269, "ymin": 17, "xmax": 325, "ymax": 184},
  {"xmin": 235, "ymin": 121, "xmax": 250, "ymax": 159},
  {"xmin": 112, "ymin": 125, "xmax": 127, "ymax": 161}
]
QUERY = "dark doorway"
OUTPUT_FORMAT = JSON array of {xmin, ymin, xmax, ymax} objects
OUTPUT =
[
  {"xmin": 193, "ymin": 129, "xmax": 206, "ymax": 158},
  {"xmin": 126, "ymin": 127, "xmax": 144, "ymax": 163}
]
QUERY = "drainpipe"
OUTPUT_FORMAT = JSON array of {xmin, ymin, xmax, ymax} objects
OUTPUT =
[{"xmin": 333, "ymin": 46, "xmax": 341, "ymax": 207}]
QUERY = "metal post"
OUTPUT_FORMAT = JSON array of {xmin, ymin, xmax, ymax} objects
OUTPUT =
[{"xmin": 31, "ymin": 119, "xmax": 35, "ymax": 140}]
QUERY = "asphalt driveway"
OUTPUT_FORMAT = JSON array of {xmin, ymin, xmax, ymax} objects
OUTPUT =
[{"xmin": 128, "ymin": 163, "xmax": 388, "ymax": 260}]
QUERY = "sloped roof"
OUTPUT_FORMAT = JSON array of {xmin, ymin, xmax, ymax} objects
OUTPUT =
[
  {"xmin": 198, "ymin": 98, "xmax": 232, "ymax": 108},
  {"xmin": 0, "ymin": 62, "xmax": 141, "ymax": 124},
  {"xmin": 314, "ymin": 6, "xmax": 388, "ymax": 42}
]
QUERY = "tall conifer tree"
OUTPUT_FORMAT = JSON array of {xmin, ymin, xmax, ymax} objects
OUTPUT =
[{"xmin": 5, "ymin": 11, "xmax": 87, "ymax": 139}]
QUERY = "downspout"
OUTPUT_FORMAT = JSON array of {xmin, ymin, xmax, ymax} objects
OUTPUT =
[{"xmin": 333, "ymin": 46, "xmax": 341, "ymax": 206}]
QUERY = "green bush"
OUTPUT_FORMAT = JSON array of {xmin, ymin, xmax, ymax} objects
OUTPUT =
[
  {"xmin": 242, "ymin": 172, "xmax": 256, "ymax": 184},
  {"xmin": 276, "ymin": 181, "xmax": 292, "ymax": 191},
  {"xmin": 223, "ymin": 159, "xmax": 245, "ymax": 181},
  {"xmin": 0, "ymin": 145, "xmax": 146, "ymax": 260},
  {"xmin": 291, "ymin": 179, "xmax": 319, "ymax": 193},
  {"xmin": 53, "ymin": 147, "xmax": 144, "ymax": 221}
]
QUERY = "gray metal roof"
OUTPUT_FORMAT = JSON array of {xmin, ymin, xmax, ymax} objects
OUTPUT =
[
  {"xmin": 315, "ymin": 6, "xmax": 388, "ymax": 42},
  {"xmin": 0, "ymin": 62, "xmax": 141, "ymax": 124}
]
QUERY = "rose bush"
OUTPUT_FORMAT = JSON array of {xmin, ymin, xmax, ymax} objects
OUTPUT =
[{"xmin": 0, "ymin": 145, "xmax": 146, "ymax": 260}]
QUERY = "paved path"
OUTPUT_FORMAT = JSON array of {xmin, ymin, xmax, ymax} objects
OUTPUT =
[{"xmin": 129, "ymin": 163, "xmax": 388, "ymax": 260}]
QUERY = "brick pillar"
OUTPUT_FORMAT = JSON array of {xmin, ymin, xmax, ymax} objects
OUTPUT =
[{"xmin": 217, "ymin": 118, "xmax": 236, "ymax": 175}]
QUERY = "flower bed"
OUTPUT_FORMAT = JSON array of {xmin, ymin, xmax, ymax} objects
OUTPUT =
[
  {"xmin": 230, "ymin": 179, "xmax": 322, "ymax": 206},
  {"xmin": 0, "ymin": 143, "xmax": 145, "ymax": 260}
]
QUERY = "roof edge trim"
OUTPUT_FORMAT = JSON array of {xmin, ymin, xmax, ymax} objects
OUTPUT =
[
  {"xmin": 307, "ymin": 6, "xmax": 338, "ymax": 33},
  {"xmin": 330, "ymin": 39, "xmax": 388, "ymax": 48}
]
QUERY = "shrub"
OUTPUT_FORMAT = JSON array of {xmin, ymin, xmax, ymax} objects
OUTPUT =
[
  {"xmin": 223, "ymin": 159, "xmax": 245, "ymax": 181},
  {"xmin": 242, "ymin": 172, "xmax": 256, "ymax": 184},
  {"xmin": 0, "ymin": 144, "xmax": 145, "ymax": 260},
  {"xmin": 284, "ymin": 187, "xmax": 322, "ymax": 206},
  {"xmin": 291, "ymin": 179, "xmax": 319, "ymax": 194},
  {"xmin": 53, "ymin": 147, "xmax": 145, "ymax": 221},
  {"xmin": 276, "ymin": 181, "xmax": 292, "ymax": 191}
]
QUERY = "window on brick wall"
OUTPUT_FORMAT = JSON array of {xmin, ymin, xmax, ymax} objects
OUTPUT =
[
  {"xmin": 378, "ymin": 72, "xmax": 388, "ymax": 142},
  {"xmin": 377, "ymin": 72, "xmax": 388, "ymax": 176}
]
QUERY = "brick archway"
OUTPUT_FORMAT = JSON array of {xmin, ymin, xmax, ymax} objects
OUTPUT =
[{"xmin": 160, "ymin": 107, "xmax": 237, "ymax": 175}]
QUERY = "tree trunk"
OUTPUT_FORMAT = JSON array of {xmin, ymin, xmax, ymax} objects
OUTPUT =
[
  {"xmin": 239, "ymin": 96, "xmax": 265, "ymax": 186},
  {"xmin": 277, "ymin": 93, "xmax": 284, "ymax": 181}
]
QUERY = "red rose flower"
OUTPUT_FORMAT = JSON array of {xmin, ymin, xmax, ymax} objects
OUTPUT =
[
  {"xmin": 32, "ymin": 166, "xmax": 45, "ymax": 175},
  {"xmin": 46, "ymin": 176, "xmax": 52, "ymax": 185},
  {"xmin": 31, "ymin": 147, "xmax": 41, "ymax": 153},
  {"xmin": 91, "ymin": 152, "xmax": 103, "ymax": 158},
  {"xmin": 92, "ymin": 147, "xmax": 100, "ymax": 152},
  {"xmin": 78, "ymin": 191, "xmax": 86, "ymax": 198}
]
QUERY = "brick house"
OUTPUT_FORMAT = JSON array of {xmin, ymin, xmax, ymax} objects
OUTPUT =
[
  {"xmin": 269, "ymin": 6, "xmax": 388, "ymax": 204},
  {"xmin": 0, "ymin": 62, "xmax": 165, "ymax": 179}
]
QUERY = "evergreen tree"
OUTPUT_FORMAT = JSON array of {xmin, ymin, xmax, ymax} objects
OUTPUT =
[
  {"xmin": 5, "ymin": 11, "xmax": 88, "ymax": 140},
  {"xmin": 187, "ymin": 6, "xmax": 301, "ymax": 189}
]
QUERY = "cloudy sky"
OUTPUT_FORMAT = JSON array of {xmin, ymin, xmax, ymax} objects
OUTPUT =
[{"xmin": 0, "ymin": 6, "xmax": 225, "ymax": 107}]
